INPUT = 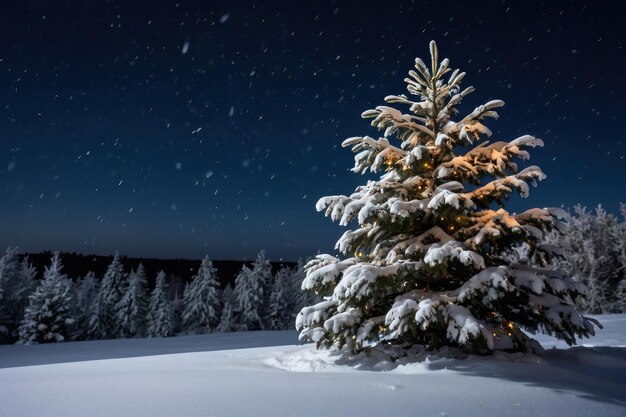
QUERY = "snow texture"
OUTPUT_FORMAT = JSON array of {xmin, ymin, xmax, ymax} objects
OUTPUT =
[{"xmin": 0, "ymin": 314, "xmax": 625, "ymax": 417}]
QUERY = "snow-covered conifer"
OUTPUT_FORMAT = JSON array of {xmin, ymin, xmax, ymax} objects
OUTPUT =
[
  {"xmin": 614, "ymin": 204, "xmax": 626, "ymax": 312},
  {"xmin": 233, "ymin": 264, "xmax": 264, "ymax": 331},
  {"xmin": 545, "ymin": 205, "xmax": 625, "ymax": 313},
  {"xmin": 267, "ymin": 266, "xmax": 294, "ymax": 330},
  {"xmin": 289, "ymin": 260, "xmax": 316, "ymax": 328},
  {"xmin": 297, "ymin": 41, "xmax": 598, "ymax": 354},
  {"xmin": 74, "ymin": 271, "xmax": 98, "ymax": 340},
  {"xmin": 182, "ymin": 256, "xmax": 221, "ymax": 333},
  {"xmin": 171, "ymin": 288, "xmax": 184, "ymax": 334},
  {"xmin": 0, "ymin": 248, "xmax": 37, "ymax": 343},
  {"xmin": 115, "ymin": 264, "xmax": 148, "ymax": 337},
  {"xmin": 18, "ymin": 252, "xmax": 75, "ymax": 344},
  {"xmin": 216, "ymin": 285, "xmax": 236, "ymax": 333},
  {"xmin": 88, "ymin": 252, "xmax": 127, "ymax": 339},
  {"xmin": 146, "ymin": 271, "xmax": 174, "ymax": 337}
]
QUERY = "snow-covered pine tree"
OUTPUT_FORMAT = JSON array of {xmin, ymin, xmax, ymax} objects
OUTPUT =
[
  {"xmin": 0, "ymin": 247, "xmax": 21, "ymax": 342},
  {"xmin": 146, "ymin": 271, "xmax": 174, "ymax": 337},
  {"xmin": 233, "ymin": 264, "xmax": 264, "ymax": 331},
  {"xmin": 290, "ymin": 260, "xmax": 316, "ymax": 328},
  {"xmin": 545, "ymin": 205, "xmax": 625, "ymax": 313},
  {"xmin": 216, "ymin": 284, "xmax": 236, "ymax": 333},
  {"xmin": 115, "ymin": 264, "xmax": 148, "ymax": 337},
  {"xmin": 297, "ymin": 41, "xmax": 598, "ymax": 354},
  {"xmin": 88, "ymin": 252, "xmax": 127, "ymax": 339},
  {"xmin": 74, "ymin": 271, "xmax": 98, "ymax": 340},
  {"xmin": 182, "ymin": 256, "xmax": 221, "ymax": 333},
  {"xmin": 267, "ymin": 266, "xmax": 295, "ymax": 330},
  {"xmin": 18, "ymin": 252, "xmax": 75, "ymax": 344},
  {"xmin": 613, "ymin": 204, "xmax": 626, "ymax": 312},
  {"xmin": 0, "ymin": 248, "xmax": 37, "ymax": 343}
]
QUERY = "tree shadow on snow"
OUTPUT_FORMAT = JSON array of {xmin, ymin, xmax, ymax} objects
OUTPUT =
[{"xmin": 325, "ymin": 344, "xmax": 626, "ymax": 407}]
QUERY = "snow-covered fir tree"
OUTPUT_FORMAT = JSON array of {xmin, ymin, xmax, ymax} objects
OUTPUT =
[
  {"xmin": 267, "ymin": 266, "xmax": 295, "ymax": 330},
  {"xmin": 233, "ymin": 264, "xmax": 265, "ymax": 331},
  {"xmin": 613, "ymin": 204, "xmax": 626, "ymax": 311},
  {"xmin": 182, "ymin": 256, "xmax": 221, "ymax": 333},
  {"xmin": 216, "ymin": 284, "xmax": 236, "ymax": 333},
  {"xmin": 289, "ymin": 260, "xmax": 316, "ymax": 328},
  {"xmin": 0, "ymin": 247, "xmax": 22, "ymax": 341},
  {"xmin": 74, "ymin": 271, "xmax": 98, "ymax": 340},
  {"xmin": 18, "ymin": 252, "xmax": 75, "ymax": 344},
  {"xmin": 171, "ymin": 288, "xmax": 184, "ymax": 334},
  {"xmin": 146, "ymin": 271, "xmax": 174, "ymax": 337},
  {"xmin": 115, "ymin": 264, "xmax": 148, "ymax": 337},
  {"xmin": 297, "ymin": 41, "xmax": 598, "ymax": 354},
  {"xmin": 542, "ymin": 205, "xmax": 626, "ymax": 313},
  {"xmin": 88, "ymin": 252, "xmax": 127, "ymax": 339},
  {"xmin": 0, "ymin": 248, "xmax": 37, "ymax": 343}
]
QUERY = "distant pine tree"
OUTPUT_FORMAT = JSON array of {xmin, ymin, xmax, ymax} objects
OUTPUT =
[
  {"xmin": 216, "ymin": 285, "xmax": 236, "ymax": 333},
  {"xmin": 233, "ymin": 264, "xmax": 264, "ymax": 331},
  {"xmin": 74, "ymin": 271, "xmax": 98, "ymax": 340},
  {"xmin": 115, "ymin": 264, "xmax": 148, "ymax": 337},
  {"xmin": 146, "ymin": 271, "xmax": 174, "ymax": 337},
  {"xmin": 0, "ymin": 248, "xmax": 37, "ymax": 343},
  {"xmin": 88, "ymin": 252, "xmax": 127, "ymax": 339},
  {"xmin": 289, "ymin": 260, "xmax": 315, "ymax": 328},
  {"xmin": 267, "ymin": 266, "xmax": 294, "ymax": 330},
  {"xmin": 19, "ymin": 252, "xmax": 75, "ymax": 344},
  {"xmin": 182, "ymin": 256, "xmax": 221, "ymax": 333}
]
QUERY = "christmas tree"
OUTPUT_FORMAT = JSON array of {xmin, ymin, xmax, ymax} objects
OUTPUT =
[{"xmin": 297, "ymin": 41, "xmax": 598, "ymax": 354}]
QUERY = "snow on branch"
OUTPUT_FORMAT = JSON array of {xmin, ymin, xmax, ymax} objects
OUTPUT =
[
  {"xmin": 445, "ymin": 304, "xmax": 494, "ymax": 349},
  {"xmin": 341, "ymin": 136, "xmax": 408, "ymax": 174},
  {"xmin": 457, "ymin": 267, "xmax": 512, "ymax": 305},
  {"xmin": 302, "ymin": 255, "xmax": 356, "ymax": 291},
  {"xmin": 461, "ymin": 99, "xmax": 505, "ymax": 123},
  {"xmin": 467, "ymin": 165, "xmax": 547, "ymax": 204},
  {"xmin": 423, "ymin": 241, "xmax": 485, "ymax": 269},
  {"xmin": 333, "ymin": 263, "xmax": 403, "ymax": 302},
  {"xmin": 434, "ymin": 135, "xmax": 544, "ymax": 180}
]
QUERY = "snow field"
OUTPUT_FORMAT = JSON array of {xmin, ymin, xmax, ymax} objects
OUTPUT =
[{"xmin": 0, "ymin": 315, "xmax": 625, "ymax": 417}]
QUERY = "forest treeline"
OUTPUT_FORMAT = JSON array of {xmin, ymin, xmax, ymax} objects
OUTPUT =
[{"xmin": 0, "ymin": 250, "xmax": 314, "ymax": 344}]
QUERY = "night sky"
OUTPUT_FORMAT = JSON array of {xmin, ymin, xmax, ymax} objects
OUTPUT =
[{"xmin": 1, "ymin": 1, "xmax": 624, "ymax": 261}]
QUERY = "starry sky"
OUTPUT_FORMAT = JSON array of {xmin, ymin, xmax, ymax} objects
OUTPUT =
[{"xmin": 1, "ymin": 0, "xmax": 624, "ymax": 261}]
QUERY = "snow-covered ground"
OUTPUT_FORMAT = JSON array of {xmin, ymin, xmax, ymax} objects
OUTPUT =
[{"xmin": 1, "ymin": 315, "xmax": 625, "ymax": 417}]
